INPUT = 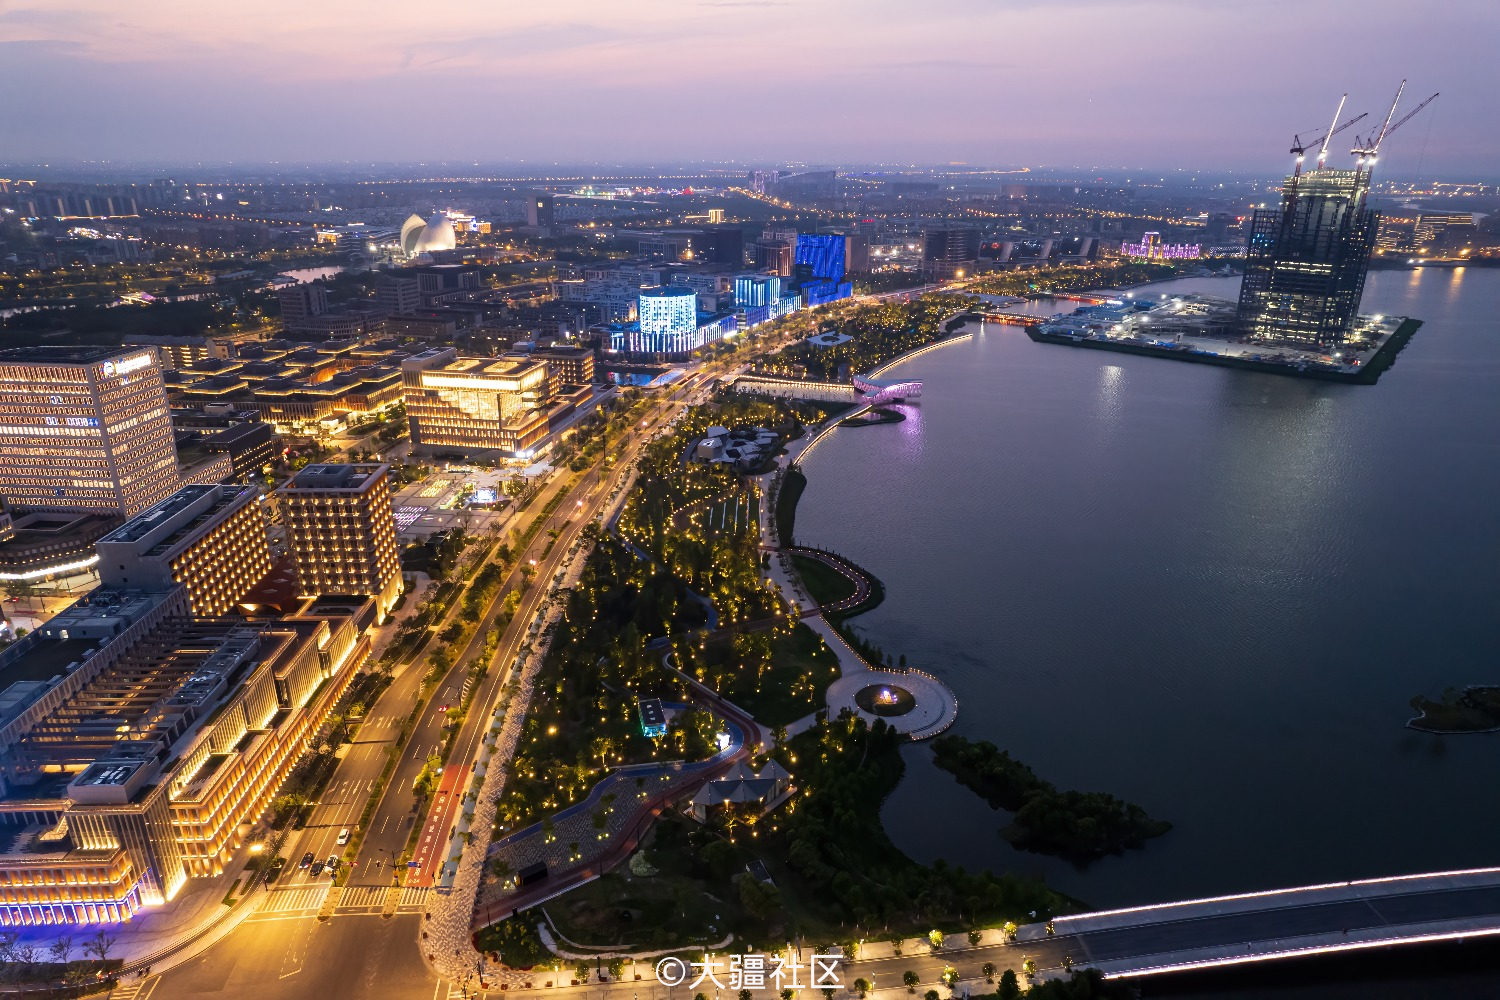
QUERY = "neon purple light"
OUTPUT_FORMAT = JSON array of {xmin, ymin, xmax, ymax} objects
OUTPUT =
[{"xmin": 1121, "ymin": 231, "xmax": 1201, "ymax": 260}]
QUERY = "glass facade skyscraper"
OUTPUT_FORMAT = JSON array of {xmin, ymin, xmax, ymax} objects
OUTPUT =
[{"xmin": 734, "ymin": 274, "xmax": 782, "ymax": 308}]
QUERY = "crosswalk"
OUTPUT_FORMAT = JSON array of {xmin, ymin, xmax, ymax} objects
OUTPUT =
[
  {"xmin": 257, "ymin": 882, "xmax": 428, "ymax": 916},
  {"xmin": 109, "ymin": 978, "xmax": 159, "ymax": 1000},
  {"xmin": 260, "ymin": 883, "xmax": 330, "ymax": 914}
]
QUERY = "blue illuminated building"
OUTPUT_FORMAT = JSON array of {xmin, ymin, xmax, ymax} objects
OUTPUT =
[
  {"xmin": 794, "ymin": 234, "xmax": 847, "ymax": 282},
  {"xmin": 619, "ymin": 287, "xmax": 737, "ymax": 355},
  {"xmin": 802, "ymin": 280, "xmax": 853, "ymax": 306},
  {"xmin": 734, "ymin": 274, "xmax": 782, "ymax": 309},
  {"xmin": 638, "ymin": 697, "xmax": 667, "ymax": 738}
]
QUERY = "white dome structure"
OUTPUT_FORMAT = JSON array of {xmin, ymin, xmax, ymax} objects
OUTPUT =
[
  {"xmin": 409, "ymin": 213, "xmax": 456, "ymax": 255},
  {"xmin": 399, "ymin": 213, "xmax": 428, "ymax": 255}
]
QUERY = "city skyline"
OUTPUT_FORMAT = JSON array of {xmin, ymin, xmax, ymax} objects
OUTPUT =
[{"xmin": 1, "ymin": 0, "xmax": 1494, "ymax": 175}]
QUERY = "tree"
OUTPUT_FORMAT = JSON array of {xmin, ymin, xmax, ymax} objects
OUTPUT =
[
  {"xmin": 853, "ymin": 978, "xmax": 871, "ymax": 998},
  {"xmin": 924, "ymin": 991, "xmax": 941, "ymax": 1000},
  {"xmin": 576, "ymin": 962, "xmax": 590, "ymax": 984},
  {"xmin": 997, "ymin": 969, "xmax": 1021, "ymax": 1000},
  {"xmin": 84, "ymin": 930, "xmax": 115, "ymax": 969},
  {"xmin": 981, "ymin": 962, "xmax": 995, "ymax": 982},
  {"xmin": 968, "ymin": 929, "xmax": 982, "ymax": 947},
  {"xmin": 888, "ymin": 932, "xmax": 904, "ymax": 955},
  {"xmin": 903, "ymin": 970, "xmax": 920, "ymax": 993},
  {"xmin": 1002, "ymin": 921, "xmax": 1018, "ymax": 943},
  {"xmin": 50, "ymin": 934, "xmax": 73, "ymax": 967},
  {"xmin": 940, "ymin": 967, "xmax": 957, "ymax": 989},
  {"xmin": 928, "ymin": 928, "xmax": 944, "ymax": 951},
  {"xmin": 740, "ymin": 991, "xmax": 753, "ymax": 1000}
]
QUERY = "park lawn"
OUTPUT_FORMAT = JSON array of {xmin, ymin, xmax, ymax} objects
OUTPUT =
[
  {"xmin": 790, "ymin": 553, "xmax": 859, "ymax": 607},
  {"xmin": 705, "ymin": 622, "xmax": 841, "ymax": 728},
  {"xmin": 543, "ymin": 817, "xmax": 748, "ymax": 951}
]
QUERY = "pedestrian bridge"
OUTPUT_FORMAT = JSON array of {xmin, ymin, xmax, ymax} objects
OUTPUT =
[
  {"xmin": 1024, "ymin": 866, "xmax": 1500, "ymax": 980},
  {"xmin": 729, "ymin": 372, "xmax": 922, "ymax": 405}
]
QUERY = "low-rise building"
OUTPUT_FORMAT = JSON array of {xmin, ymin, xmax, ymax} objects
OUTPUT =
[{"xmin": 0, "ymin": 589, "xmax": 370, "ymax": 924}]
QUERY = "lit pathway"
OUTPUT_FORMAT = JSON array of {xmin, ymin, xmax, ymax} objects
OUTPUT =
[{"xmin": 757, "ymin": 418, "xmax": 957, "ymax": 741}]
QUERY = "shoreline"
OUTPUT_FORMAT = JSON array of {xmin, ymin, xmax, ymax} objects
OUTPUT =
[{"xmin": 1026, "ymin": 316, "xmax": 1422, "ymax": 384}]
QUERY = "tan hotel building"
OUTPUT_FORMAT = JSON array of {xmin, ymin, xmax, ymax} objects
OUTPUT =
[{"xmin": 0, "ymin": 346, "xmax": 182, "ymax": 517}]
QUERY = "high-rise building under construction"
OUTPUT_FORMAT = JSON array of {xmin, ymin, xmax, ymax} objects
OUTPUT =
[
  {"xmin": 1237, "ymin": 83, "xmax": 1437, "ymax": 349},
  {"xmin": 1236, "ymin": 168, "xmax": 1378, "ymax": 348}
]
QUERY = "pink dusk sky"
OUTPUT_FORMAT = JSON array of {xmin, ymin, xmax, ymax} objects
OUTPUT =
[{"xmin": 0, "ymin": 0, "xmax": 1492, "ymax": 174}]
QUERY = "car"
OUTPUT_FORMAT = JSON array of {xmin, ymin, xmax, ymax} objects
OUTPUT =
[
  {"xmin": 309, "ymin": 861, "xmax": 325, "ymax": 877},
  {"xmin": 325, "ymin": 856, "xmax": 340, "ymax": 875},
  {"xmin": 299, "ymin": 852, "xmax": 315, "ymax": 869},
  {"xmin": 336, "ymin": 828, "xmax": 351, "ymax": 846}
]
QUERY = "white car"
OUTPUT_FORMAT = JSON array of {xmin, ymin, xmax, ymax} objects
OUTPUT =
[{"xmin": 336, "ymin": 828, "xmax": 351, "ymax": 846}]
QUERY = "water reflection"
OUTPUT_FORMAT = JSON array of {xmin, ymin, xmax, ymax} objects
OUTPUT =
[{"xmin": 797, "ymin": 269, "xmax": 1500, "ymax": 908}]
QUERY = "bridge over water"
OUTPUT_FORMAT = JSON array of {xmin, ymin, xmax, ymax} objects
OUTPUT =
[
  {"xmin": 1023, "ymin": 867, "xmax": 1500, "ymax": 980},
  {"xmin": 728, "ymin": 372, "xmax": 922, "ymax": 405}
]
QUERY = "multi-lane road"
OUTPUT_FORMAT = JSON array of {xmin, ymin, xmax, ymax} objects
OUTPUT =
[{"xmin": 146, "ymin": 369, "xmax": 713, "ymax": 1000}]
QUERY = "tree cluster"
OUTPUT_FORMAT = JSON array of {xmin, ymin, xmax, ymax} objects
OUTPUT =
[{"xmin": 932, "ymin": 736, "xmax": 1170, "ymax": 864}]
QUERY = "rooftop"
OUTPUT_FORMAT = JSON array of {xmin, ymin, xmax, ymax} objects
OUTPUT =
[
  {"xmin": 0, "ymin": 345, "xmax": 133, "ymax": 366},
  {"xmin": 287, "ymin": 462, "xmax": 386, "ymax": 492},
  {"xmin": 97, "ymin": 484, "xmax": 250, "ymax": 553}
]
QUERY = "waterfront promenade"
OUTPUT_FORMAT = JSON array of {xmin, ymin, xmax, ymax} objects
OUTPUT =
[{"xmin": 757, "ymin": 400, "xmax": 958, "ymax": 741}]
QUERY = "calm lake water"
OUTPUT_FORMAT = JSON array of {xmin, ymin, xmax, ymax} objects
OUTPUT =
[{"xmin": 796, "ymin": 267, "xmax": 1500, "ymax": 911}]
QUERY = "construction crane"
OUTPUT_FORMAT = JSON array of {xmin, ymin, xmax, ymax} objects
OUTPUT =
[
  {"xmin": 1286, "ymin": 98, "xmax": 1368, "ymax": 199},
  {"xmin": 1352, "ymin": 82, "xmax": 1439, "ymax": 174}
]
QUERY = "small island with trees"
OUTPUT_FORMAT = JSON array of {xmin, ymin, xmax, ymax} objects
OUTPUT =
[
  {"xmin": 931, "ymin": 736, "xmax": 1171, "ymax": 864},
  {"xmin": 1408, "ymin": 686, "xmax": 1500, "ymax": 734}
]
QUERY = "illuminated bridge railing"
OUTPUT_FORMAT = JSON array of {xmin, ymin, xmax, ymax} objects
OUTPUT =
[
  {"xmin": 731, "ymin": 373, "xmax": 923, "ymax": 406},
  {"xmin": 851, "ymin": 374, "xmax": 922, "ymax": 404},
  {"xmin": 1028, "ymin": 865, "xmax": 1500, "ymax": 981}
]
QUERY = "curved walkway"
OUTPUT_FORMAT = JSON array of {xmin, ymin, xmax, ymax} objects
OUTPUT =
[
  {"xmin": 474, "ymin": 709, "xmax": 748, "ymax": 926},
  {"xmin": 783, "ymin": 545, "xmax": 874, "ymax": 613},
  {"xmin": 825, "ymin": 668, "xmax": 957, "ymax": 739}
]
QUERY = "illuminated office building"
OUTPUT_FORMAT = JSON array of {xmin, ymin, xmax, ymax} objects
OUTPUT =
[
  {"xmin": 0, "ymin": 589, "xmax": 369, "ymax": 925},
  {"xmin": 734, "ymin": 274, "xmax": 782, "ymax": 309},
  {"xmin": 635, "ymin": 287, "xmax": 700, "ymax": 353},
  {"xmin": 278, "ymin": 464, "xmax": 402, "ymax": 620},
  {"xmin": 1237, "ymin": 169, "xmax": 1377, "ymax": 347},
  {"xmin": 95, "ymin": 484, "xmax": 273, "ymax": 617},
  {"xmin": 0, "ymin": 347, "xmax": 182, "ymax": 517},
  {"xmin": 794, "ymin": 234, "xmax": 847, "ymax": 282},
  {"xmin": 401, "ymin": 349, "xmax": 552, "ymax": 457},
  {"xmin": 753, "ymin": 239, "xmax": 793, "ymax": 277}
]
